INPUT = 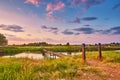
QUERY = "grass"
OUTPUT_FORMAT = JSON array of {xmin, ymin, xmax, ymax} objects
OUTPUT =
[
  {"xmin": 0, "ymin": 57, "xmax": 86, "ymax": 80},
  {"xmin": 0, "ymin": 50, "xmax": 120, "ymax": 80},
  {"xmin": 0, "ymin": 45, "xmax": 120, "ymax": 55},
  {"xmin": 86, "ymin": 51, "xmax": 120, "ymax": 63},
  {"xmin": 0, "ymin": 46, "xmax": 43, "ymax": 55}
]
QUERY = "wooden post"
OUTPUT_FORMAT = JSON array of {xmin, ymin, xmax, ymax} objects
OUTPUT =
[
  {"xmin": 42, "ymin": 49, "xmax": 45, "ymax": 56},
  {"xmin": 55, "ymin": 54, "xmax": 56, "ymax": 59},
  {"xmin": 98, "ymin": 43, "xmax": 102, "ymax": 61},
  {"xmin": 50, "ymin": 52, "xmax": 51, "ymax": 58},
  {"xmin": 82, "ymin": 43, "xmax": 86, "ymax": 62}
]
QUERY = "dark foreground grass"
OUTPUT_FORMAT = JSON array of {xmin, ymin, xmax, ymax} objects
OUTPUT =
[{"xmin": 0, "ymin": 51, "xmax": 120, "ymax": 80}]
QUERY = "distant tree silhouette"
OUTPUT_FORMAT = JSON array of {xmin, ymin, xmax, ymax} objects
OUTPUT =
[
  {"xmin": 66, "ymin": 42, "xmax": 70, "ymax": 46},
  {"xmin": 0, "ymin": 33, "xmax": 8, "ymax": 45},
  {"xmin": 24, "ymin": 42, "xmax": 50, "ymax": 46}
]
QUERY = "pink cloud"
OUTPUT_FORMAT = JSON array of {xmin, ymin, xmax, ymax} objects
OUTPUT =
[
  {"xmin": 25, "ymin": 0, "xmax": 43, "ymax": 6},
  {"xmin": 46, "ymin": 1, "xmax": 65, "ymax": 11},
  {"xmin": 46, "ymin": 1, "xmax": 65, "ymax": 20},
  {"xmin": 69, "ymin": 0, "xmax": 105, "ymax": 16},
  {"xmin": 46, "ymin": 11, "xmax": 56, "ymax": 20},
  {"xmin": 46, "ymin": 12, "xmax": 64, "ymax": 21}
]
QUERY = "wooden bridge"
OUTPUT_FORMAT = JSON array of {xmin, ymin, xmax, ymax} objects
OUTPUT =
[
  {"xmin": 42, "ymin": 49, "xmax": 66, "ymax": 58},
  {"xmin": 42, "ymin": 43, "xmax": 102, "ymax": 61}
]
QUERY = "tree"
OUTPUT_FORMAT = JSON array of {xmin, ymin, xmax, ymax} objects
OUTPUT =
[
  {"xmin": 0, "ymin": 33, "xmax": 8, "ymax": 45},
  {"xmin": 66, "ymin": 42, "xmax": 70, "ymax": 46}
]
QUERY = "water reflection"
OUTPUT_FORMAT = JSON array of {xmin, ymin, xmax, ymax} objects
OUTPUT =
[
  {"xmin": 3, "ymin": 53, "xmax": 44, "ymax": 60},
  {"xmin": 2, "ymin": 52, "xmax": 82, "ymax": 60}
]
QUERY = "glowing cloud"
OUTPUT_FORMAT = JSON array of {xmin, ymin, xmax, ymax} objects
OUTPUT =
[
  {"xmin": 46, "ymin": 1, "xmax": 65, "ymax": 11},
  {"xmin": 25, "ymin": 0, "xmax": 43, "ymax": 6},
  {"xmin": 46, "ymin": 1, "xmax": 65, "ymax": 20}
]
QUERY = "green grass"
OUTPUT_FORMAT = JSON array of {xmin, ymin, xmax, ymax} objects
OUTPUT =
[
  {"xmin": 0, "ymin": 51, "xmax": 120, "ymax": 80},
  {"xmin": 0, "ymin": 45, "xmax": 120, "ymax": 55},
  {"xmin": 0, "ymin": 57, "xmax": 87, "ymax": 80},
  {"xmin": 86, "ymin": 51, "xmax": 120, "ymax": 63}
]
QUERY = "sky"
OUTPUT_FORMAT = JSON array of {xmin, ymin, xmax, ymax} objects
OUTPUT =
[{"xmin": 0, "ymin": 0, "xmax": 120, "ymax": 45}]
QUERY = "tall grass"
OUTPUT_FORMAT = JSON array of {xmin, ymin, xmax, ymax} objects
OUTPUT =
[
  {"xmin": 0, "ymin": 57, "xmax": 87, "ymax": 80},
  {"xmin": 86, "ymin": 51, "xmax": 120, "ymax": 63},
  {"xmin": 0, "ymin": 51, "xmax": 120, "ymax": 80}
]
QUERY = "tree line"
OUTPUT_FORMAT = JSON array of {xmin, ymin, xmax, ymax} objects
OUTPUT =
[{"xmin": 0, "ymin": 33, "xmax": 120, "ymax": 46}]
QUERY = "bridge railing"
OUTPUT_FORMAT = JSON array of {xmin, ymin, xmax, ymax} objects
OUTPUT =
[{"xmin": 42, "ymin": 43, "xmax": 103, "ymax": 61}]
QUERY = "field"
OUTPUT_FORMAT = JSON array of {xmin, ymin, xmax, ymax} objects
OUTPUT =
[
  {"xmin": 0, "ymin": 45, "xmax": 120, "ymax": 80},
  {"xmin": 0, "ymin": 45, "xmax": 120, "ymax": 55}
]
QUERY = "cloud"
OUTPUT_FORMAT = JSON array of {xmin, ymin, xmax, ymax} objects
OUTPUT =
[
  {"xmin": 69, "ymin": 17, "xmax": 80, "ymax": 23},
  {"xmin": 69, "ymin": 0, "xmax": 105, "ymax": 14},
  {"xmin": 46, "ymin": 1, "xmax": 65, "ymax": 12},
  {"xmin": 41, "ymin": 25, "xmax": 120, "ymax": 35},
  {"xmin": 41, "ymin": 25, "xmax": 48, "ymax": 29},
  {"xmin": 74, "ymin": 33, "xmax": 80, "ymax": 35},
  {"xmin": 41, "ymin": 25, "xmax": 58, "ymax": 30},
  {"xmin": 25, "ymin": 0, "xmax": 43, "ymax": 6},
  {"xmin": 0, "ymin": 24, "xmax": 24, "ymax": 32},
  {"xmin": 73, "ymin": 27, "xmax": 95, "ymax": 34},
  {"xmin": 46, "ymin": 1, "xmax": 65, "ymax": 20},
  {"xmin": 83, "ymin": 24, "xmax": 91, "ymax": 26},
  {"xmin": 110, "ymin": 26, "xmax": 120, "ymax": 34},
  {"xmin": 46, "ymin": 11, "xmax": 55, "ymax": 20},
  {"xmin": 69, "ymin": 0, "xmax": 105, "ymax": 6},
  {"xmin": 81, "ymin": 17, "xmax": 97, "ymax": 21},
  {"xmin": 62, "ymin": 29, "xmax": 74, "ymax": 35},
  {"xmin": 41, "ymin": 25, "xmax": 59, "ymax": 34},
  {"xmin": 102, "ymin": 26, "xmax": 120, "ymax": 35},
  {"xmin": 112, "ymin": 3, "xmax": 120, "ymax": 10},
  {"xmin": 52, "ymin": 31, "xmax": 59, "ymax": 34},
  {"xmin": 72, "ymin": 26, "xmax": 120, "ymax": 35},
  {"xmin": 50, "ymin": 27, "xmax": 58, "ymax": 30},
  {"xmin": 69, "ymin": 17, "xmax": 97, "ymax": 23},
  {"xmin": 46, "ymin": 12, "xmax": 63, "ymax": 21}
]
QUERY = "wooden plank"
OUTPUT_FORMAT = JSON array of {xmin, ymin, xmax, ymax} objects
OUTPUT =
[{"xmin": 43, "ymin": 49, "xmax": 65, "ymax": 57}]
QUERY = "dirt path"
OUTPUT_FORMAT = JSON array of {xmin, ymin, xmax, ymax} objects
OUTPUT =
[{"xmin": 87, "ymin": 59, "xmax": 120, "ymax": 80}]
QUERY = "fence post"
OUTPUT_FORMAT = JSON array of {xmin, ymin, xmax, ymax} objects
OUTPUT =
[
  {"xmin": 55, "ymin": 55, "xmax": 56, "ymax": 59},
  {"xmin": 42, "ymin": 49, "xmax": 45, "ymax": 56},
  {"xmin": 82, "ymin": 43, "xmax": 86, "ymax": 62},
  {"xmin": 98, "ymin": 43, "xmax": 102, "ymax": 61}
]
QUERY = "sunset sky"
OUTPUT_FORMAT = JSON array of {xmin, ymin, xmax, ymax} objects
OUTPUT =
[{"xmin": 0, "ymin": 0, "xmax": 120, "ymax": 45}]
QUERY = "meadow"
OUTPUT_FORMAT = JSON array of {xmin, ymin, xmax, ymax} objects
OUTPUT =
[
  {"xmin": 0, "ymin": 51, "xmax": 120, "ymax": 80},
  {"xmin": 0, "ymin": 45, "xmax": 120, "ymax": 80},
  {"xmin": 0, "ymin": 45, "xmax": 120, "ymax": 55}
]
